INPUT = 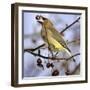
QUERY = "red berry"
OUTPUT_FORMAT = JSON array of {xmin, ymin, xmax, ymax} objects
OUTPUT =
[
  {"xmin": 46, "ymin": 63, "xmax": 51, "ymax": 68},
  {"xmin": 51, "ymin": 63, "xmax": 54, "ymax": 68},
  {"xmin": 37, "ymin": 63, "xmax": 44, "ymax": 70},
  {"xmin": 37, "ymin": 58, "xmax": 42, "ymax": 64},
  {"xmin": 52, "ymin": 70, "xmax": 59, "ymax": 76}
]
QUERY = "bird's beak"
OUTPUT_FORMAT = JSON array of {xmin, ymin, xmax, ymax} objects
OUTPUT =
[
  {"xmin": 37, "ymin": 20, "xmax": 43, "ymax": 24},
  {"xmin": 36, "ymin": 15, "xmax": 45, "ymax": 24}
]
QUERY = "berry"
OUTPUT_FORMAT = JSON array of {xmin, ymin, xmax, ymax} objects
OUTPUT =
[
  {"xmin": 52, "ymin": 70, "xmax": 59, "ymax": 76},
  {"xmin": 37, "ymin": 58, "xmax": 42, "ymax": 64},
  {"xmin": 37, "ymin": 63, "xmax": 44, "ymax": 70},
  {"xmin": 46, "ymin": 63, "xmax": 54, "ymax": 68},
  {"xmin": 46, "ymin": 63, "xmax": 51, "ymax": 68},
  {"xmin": 51, "ymin": 63, "xmax": 54, "ymax": 68}
]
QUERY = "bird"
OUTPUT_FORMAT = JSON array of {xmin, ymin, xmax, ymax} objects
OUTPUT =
[{"xmin": 35, "ymin": 15, "xmax": 75, "ymax": 61}]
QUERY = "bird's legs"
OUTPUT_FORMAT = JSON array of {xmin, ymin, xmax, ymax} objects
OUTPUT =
[
  {"xmin": 50, "ymin": 50, "xmax": 54, "ymax": 57},
  {"xmin": 48, "ymin": 47, "xmax": 54, "ymax": 57},
  {"xmin": 54, "ymin": 52, "xmax": 59, "ymax": 57}
]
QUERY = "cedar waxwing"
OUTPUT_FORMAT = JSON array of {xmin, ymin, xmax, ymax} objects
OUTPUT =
[{"xmin": 36, "ymin": 15, "xmax": 75, "ymax": 61}]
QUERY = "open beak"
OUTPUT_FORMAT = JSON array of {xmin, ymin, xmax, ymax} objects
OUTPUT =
[
  {"xmin": 36, "ymin": 15, "xmax": 46, "ymax": 24},
  {"xmin": 37, "ymin": 20, "xmax": 43, "ymax": 24}
]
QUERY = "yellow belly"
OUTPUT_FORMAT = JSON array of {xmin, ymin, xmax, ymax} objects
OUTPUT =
[
  {"xmin": 47, "ymin": 35, "xmax": 71, "ymax": 56},
  {"xmin": 41, "ymin": 29, "xmax": 64, "ymax": 51},
  {"xmin": 47, "ymin": 35, "xmax": 64, "ymax": 51}
]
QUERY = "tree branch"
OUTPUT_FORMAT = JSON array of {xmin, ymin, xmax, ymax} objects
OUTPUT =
[
  {"xmin": 24, "ymin": 50, "xmax": 80, "ymax": 61},
  {"xmin": 66, "ymin": 53, "xmax": 80, "ymax": 60},
  {"xmin": 60, "ymin": 17, "xmax": 80, "ymax": 34},
  {"xmin": 24, "ymin": 39, "xmax": 80, "ymax": 53},
  {"xmin": 66, "ymin": 63, "xmax": 80, "ymax": 75},
  {"xmin": 67, "ymin": 39, "xmax": 80, "ymax": 44},
  {"xmin": 24, "ymin": 43, "xmax": 45, "ymax": 52}
]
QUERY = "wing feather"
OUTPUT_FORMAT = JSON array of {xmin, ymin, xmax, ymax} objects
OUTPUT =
[{"xmin": 49, "ymin": 27, "xmax": 71, "ymax": 52}]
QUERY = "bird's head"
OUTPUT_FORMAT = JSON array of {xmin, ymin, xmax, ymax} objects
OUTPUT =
[
  {"xmin": 36, "ymin": 15, "xmax": 46, "ymax": 24},
  {"xmin": 36, "ymin": 15, "xmax": 53, "ymax": 27}
]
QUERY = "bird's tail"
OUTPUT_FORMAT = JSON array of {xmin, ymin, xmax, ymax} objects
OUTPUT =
[{"xmin": 65, "ymin": 48, "xmax": 75, "ymax": 62}]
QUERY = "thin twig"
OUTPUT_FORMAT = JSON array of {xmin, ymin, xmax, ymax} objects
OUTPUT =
[
  {"xmin": 24, "ymin": 43, "xmax": 45, "ymax": 52},
  {"xmin": 67, "ymin": 39, "xmax": 80, "ymax": 44},
  {"xmin": 66, "ymin": 53, "xmax": 80, "ymax": 60},
  {"xmin": 66, "ymin": 63, "xmax": 80, "ymax": 75},
  {"xmin": 60, "ymin": 17, "xmax": 80, "ymax": 34},
  {"xmin": 24, "ymin": 50, "xmax": 80, "ymax": 61}
]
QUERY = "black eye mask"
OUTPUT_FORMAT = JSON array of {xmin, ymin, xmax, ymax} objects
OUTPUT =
[{"xmin": 42, "ymin": 17, "xmax": 47, "ymax": 20}]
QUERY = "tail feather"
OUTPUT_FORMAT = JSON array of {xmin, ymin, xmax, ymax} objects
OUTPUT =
[{"xmin": 66, "ymin": 47, "xmax": 71, "ymax": 53}]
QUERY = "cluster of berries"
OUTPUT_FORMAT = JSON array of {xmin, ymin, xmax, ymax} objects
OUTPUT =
[{"xmin": 37, "ymin": 58, "xmax": 59, "ymax": 76}]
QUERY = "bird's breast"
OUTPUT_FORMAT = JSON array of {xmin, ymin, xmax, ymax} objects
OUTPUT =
[
  {"xmin": 41, "ymin": 29, "xmax": 46, "ymax": 41},
  {"xmin": 41, "ymin": 28, "xmax": 64, "ymax": 51}
]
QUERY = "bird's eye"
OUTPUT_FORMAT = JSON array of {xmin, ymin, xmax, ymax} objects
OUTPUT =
[
  {"xmin": 36, "ymin": 15, "xmax": 40, "ymax": 20},
  {"xmin": 42, "ymin": 17, "xmax": 47, "ymax": 20}
]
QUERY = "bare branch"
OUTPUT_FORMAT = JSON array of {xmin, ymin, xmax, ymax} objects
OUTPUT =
[
  {"xmin": 66, "ymin": 63, "xmax": 80, "ymax": 75},
  {"xmin": 66, "ymin": 53, "xmax": 80, "ymax": 60},
  {"xmin": 60, "ymin": 17, "xmax": 80, "ymax": 34},
  {"xmin": 24, "ymin": 43, "xmax": 45, "ymax": 52},
  {"xmin": 24, "ymin": 39, "xmax": 80, "ymax": 53},
  {"xmin": 24, "ymin": 50, "xmax": 80, "ymax": 61},
  {"xmin": 67, "ymin": 39, "xmax": 80, "ymax": 44}
]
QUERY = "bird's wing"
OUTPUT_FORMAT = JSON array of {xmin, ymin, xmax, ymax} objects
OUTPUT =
[{"xmin": 50, "ymin": 27, "xmax": 71, "ymax": 52}]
